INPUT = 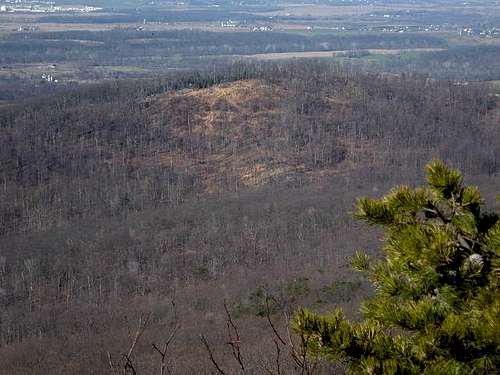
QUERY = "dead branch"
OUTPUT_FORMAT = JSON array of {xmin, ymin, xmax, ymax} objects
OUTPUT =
[
  {"xmin": 200, "ymin": 334, "xmax": 227, "ymax": 375},
  {"xmin": 273, "ymin": 339, "xmax": 282, "ymax": 375},
  {"xmin": 108, "ymin": 312, "xmax": 152, "ymax": 375},
  {"xmin": 223, "ymin": 300, "xmax": 246, "ymax": 374},
  {"xmin": 127, "ymin": 313, "xmax": 152, "ymax": 360},
  {"xmin": 108, "ymin": 351, "xmax": 118, "ymax": 375},
  {"xmin": 265, "ymin": 297, "xmax": 287, "ymax": 346},
  {"xmin": 123, "ymin": 353, "xmax": 137, "ymax": 375},
  {"xmin": 265, "ymin": 297, "xmax": 317, "ymax": 375},
  {"xmin": 152, "ymin": 300, "xmax": 180, "ymax": 375}
]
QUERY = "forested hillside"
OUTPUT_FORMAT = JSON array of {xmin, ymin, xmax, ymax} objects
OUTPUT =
[{"xmin": 0, "ymin": 61, "xmax": 499, "ymax": 374}]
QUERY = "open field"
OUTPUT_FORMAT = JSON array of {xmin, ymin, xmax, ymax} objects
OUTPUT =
[{"xmin": 244, "ymin": 47, "xmax": 446, "ymax": 61}]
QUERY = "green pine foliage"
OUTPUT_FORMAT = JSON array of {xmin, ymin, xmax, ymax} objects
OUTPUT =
[{"xmin": 294, "ymin": 160, "xmax": 500, "ymax": 374}]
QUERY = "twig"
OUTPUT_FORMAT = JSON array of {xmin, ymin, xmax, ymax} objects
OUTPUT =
[
  {"xmin": 107, "ymin": 351, "xmax": 117, "ymax": 375},
  {"xmin": 273, "ymin": 339, "xmax": 282, "ymax": 375},
  {"xmin": 127, "ymin": 313, "xmax": 152, "ymax": 359},
  {"xmin": 200, "ymin": 334, "xmax": 227, "ymax": 375},
  {"xmin": 223, "ymin": 300, "xmax": 246, "ymax": 373},
  {"xmin": 118, "ymin": 312, "xmax": 151, "ymax": 375},
  {"xmin": 266, "ymin": 298, "xmax": 316, "ymax": 375},
  {"xmin": 265, "ymin": 297, "xmax": 287, "ymax": 346},
  {"xmin": 123, "ymin": 353, "xmax": 137, "ymax": 375},
  {"xmin": 152, "ymin": 300, "xmax": 180, "ymax": 375}
]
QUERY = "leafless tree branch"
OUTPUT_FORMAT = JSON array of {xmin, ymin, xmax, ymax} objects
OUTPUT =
[
  {"xmin": 200, "ymin": 334, "xmax": 227, "ymax": 375},
  {"xmin": 107, "ymin": 351, "xmax": 118, "ymax": 375},
  {"xmin": 223, "ymin": 300, "xmax": 246, "ymax": 374},
  {"xmin": 152, "ymin": 300, "xmax": 180, "ymax": 375},
  {"xmin": 265, "ymin": 297, "xmax": 317, "ymax": 375}
]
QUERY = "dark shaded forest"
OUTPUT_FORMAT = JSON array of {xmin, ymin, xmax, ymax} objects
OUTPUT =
[{"xmin": 0, "ymin": 61, "xmax": 499, "ymax": 374}]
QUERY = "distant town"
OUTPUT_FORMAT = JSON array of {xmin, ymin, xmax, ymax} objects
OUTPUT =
[{"xmin": 0, "ymin": 0, "xmax": 101, "ymax": 13}]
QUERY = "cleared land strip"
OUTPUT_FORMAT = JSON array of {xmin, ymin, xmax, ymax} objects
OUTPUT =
[{"xmin": 244, "ymin": 48, "xmax": 446, "ymax": 61}]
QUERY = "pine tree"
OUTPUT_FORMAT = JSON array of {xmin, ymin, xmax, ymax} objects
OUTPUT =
[{"xmin": 294, "ymin": 160, "xmax": 500, "ymax": 374}]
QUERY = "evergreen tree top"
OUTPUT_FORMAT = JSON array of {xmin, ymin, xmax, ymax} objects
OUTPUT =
[{"xmin": 295, "ymin": 160, "xmax": 500, "ymax": 375}]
